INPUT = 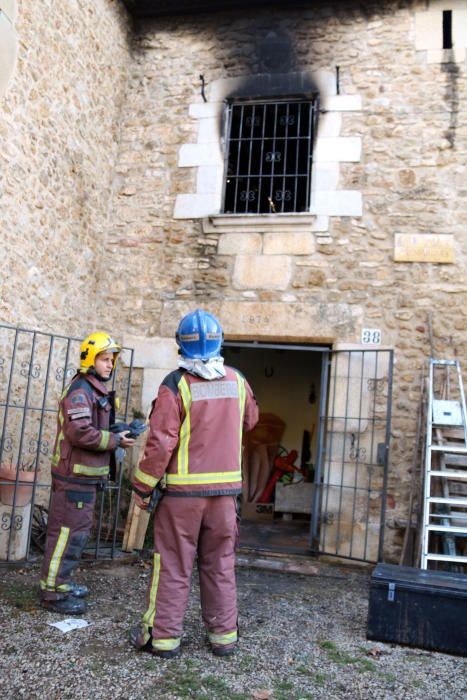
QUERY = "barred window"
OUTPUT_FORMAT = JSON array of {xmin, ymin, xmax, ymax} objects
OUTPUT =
[{"xmin": 222, "ymin": 97, "xmax": 319, "ymax": 215}]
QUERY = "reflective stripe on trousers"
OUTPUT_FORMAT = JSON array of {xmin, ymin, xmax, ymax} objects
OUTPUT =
[
  {"xmin": 142, "ymin": 495, "xmax": 238, "ymax": 650},
  {"xmin": 40, "ymin": 480, "xmax": 96, "ymax": 600}
]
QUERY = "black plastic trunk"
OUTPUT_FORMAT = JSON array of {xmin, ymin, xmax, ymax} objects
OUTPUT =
[{"xmin": 367, "ymin": 563, "xmax": 467, "ymax": 656}]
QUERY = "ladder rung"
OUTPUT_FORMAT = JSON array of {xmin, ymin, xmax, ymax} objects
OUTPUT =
[
  {"xmin": 430, "ymin": 516, "xmax": 467, "ymax": 523},
  {"xmin": 428, "ymin": 496, "xmax": 467, "ymax": 506},
  {"xmin": 430, "ymin": 360, "xmax": 458, "ymax": 366},
  {"xmin": 430, "ymin": 445, "xmax": 467, "ymax": 453},
  {"xmin": 437, "ymin": 428, "xmax": 465, "ymax": 438},
  {"xmin": 440, "ymin": 455, "xmax": 467, "ymax": 467},
  {"xmin": 427, "ymin": 524, "xmax": 467, "ymax": 534},
  {"xmin": 428, "ymin": 470, "xmax": 467, "ymax": 479},
  {"xmin": 425, "ymin": 553, "xmax": 467, "ymax": 563}
]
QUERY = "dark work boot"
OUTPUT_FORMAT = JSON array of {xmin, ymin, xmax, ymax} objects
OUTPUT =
[
  {"xmin": 211, "ymin": 643, "xmax": 237, "ymax": 657},
  {"xmin": 68, "ymin": 582, "xmax": 89, "ymax": 598},
  {"xmin": 41, "ymin": 595, "xmax": 87, "ymax": 615},
  {"xmin": 129, "ymin": 625, "xmax": 152, "ymax": 652},
  {"xmin": 151, "ymin": 647, "xmax": 181, "ymax": 659},
  {"xmin": 129, "ymin": 626, "xmax": 181, "ymax": 658}
]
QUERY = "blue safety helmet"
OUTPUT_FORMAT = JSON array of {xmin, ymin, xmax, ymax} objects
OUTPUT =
[{"xmin": 175, "ymin": 309, "xmax": 224, "ymax": 360}]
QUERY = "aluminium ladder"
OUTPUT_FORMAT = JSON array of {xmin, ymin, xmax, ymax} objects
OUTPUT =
[{"xmin": 421, "ymin": 359, "xmax": 467, "ymax": 569}]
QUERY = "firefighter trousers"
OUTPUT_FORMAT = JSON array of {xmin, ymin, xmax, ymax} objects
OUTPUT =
[
  {"xmin": 142, "ymin": 494, "xmax": 239, "ymax": 653},
  {"xmin": 40, "ymin": 479, "xmax": 96, "ymax": 600}
]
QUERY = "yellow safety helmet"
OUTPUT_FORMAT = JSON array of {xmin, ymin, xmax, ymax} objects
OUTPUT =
[{"xmin": 79, "ymin": 332, "xmax": 121, "ymax": 373}]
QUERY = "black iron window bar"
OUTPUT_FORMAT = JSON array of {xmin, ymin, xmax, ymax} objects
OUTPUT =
[{"xmin": 222, "ymin": 96, "xmax": 319, "ymax": 215}]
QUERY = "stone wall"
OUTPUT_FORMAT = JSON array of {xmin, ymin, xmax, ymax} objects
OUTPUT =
[
  {"xmin": 101, "ymin": 0, "xmax": 467, "ymax": 559},
  {"xmin": 2, "ymin": 0, "xmax": 467, "ymax": 560},
  {"xmin": 0, "ymin": 0, "xmax": 131, "ymax": 335}
]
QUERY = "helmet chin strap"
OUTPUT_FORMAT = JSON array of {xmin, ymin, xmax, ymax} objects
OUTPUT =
[{"xmin": 87, "ymin": 367, "xmax": 112, "ymax": 383}]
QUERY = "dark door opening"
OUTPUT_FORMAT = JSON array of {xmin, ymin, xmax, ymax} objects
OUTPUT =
[
  {"xmin": 224, "ymin": 341, "xmax": 393, "ymax": 563},
  {"xmin": 223, "ymin": 341, "xmax": 327, "ymax": 556}
]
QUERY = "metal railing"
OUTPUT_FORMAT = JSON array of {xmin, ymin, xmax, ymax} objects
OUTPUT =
[
  {"xmin": 311, "ymin": 349, "xmax": 393, "ymax": 563},
  {"xmin": 0, "ymin": 324, "xmax": 134, "ymax": 563}
]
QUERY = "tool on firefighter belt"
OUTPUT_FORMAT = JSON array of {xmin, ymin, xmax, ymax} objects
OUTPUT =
[
  {"xmin": 132, "ymin": 480, "xmax": 165, "ymax": 513},
  {"xmin": 147, "ymin": 482, "xmax": 165, "ymax": 514},
  {"xmin": 110, "ymin": 419, "xmax": 148, "ymax": 440}
]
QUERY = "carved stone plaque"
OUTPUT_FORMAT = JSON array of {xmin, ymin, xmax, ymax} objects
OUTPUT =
[{"xmin": 394, "ymin": 234, "xmax": 454, "ymax": 263}]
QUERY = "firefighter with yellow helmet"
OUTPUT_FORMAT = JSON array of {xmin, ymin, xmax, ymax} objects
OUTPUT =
[{"xmin": 39, "ymin": 332, "xmax": 136, "ymax": 614}]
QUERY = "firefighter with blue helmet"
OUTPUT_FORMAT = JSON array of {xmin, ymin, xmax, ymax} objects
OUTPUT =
[
  {"xmin": 130, "ymin": 309, "xmax": 259, "ymax": 658},
  {"xmin": 175, "ymin": 308, "xmax": 224, "ymax": 360}
]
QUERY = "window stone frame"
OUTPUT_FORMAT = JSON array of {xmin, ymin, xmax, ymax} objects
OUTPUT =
[{"xmin": 173, "ymin": 70, "xmax": 363, "ymax": 234}]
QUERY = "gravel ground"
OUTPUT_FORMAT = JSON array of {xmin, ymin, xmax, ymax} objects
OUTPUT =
[{"xmin": 0, "ymin": 556, "xmax": 465, "ymax": 700}]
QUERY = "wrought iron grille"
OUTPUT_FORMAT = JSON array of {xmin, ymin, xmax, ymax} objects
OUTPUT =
[
  {"xmin": 0, "ymin": 324, "xmax": 134, "ymax": 564},
  {"xmin": 311, "ymin": 349, "xmax": 393, "ymax": 563},
  {"xmin": 223, "ymin": 97, "xmax": 319, "ymax": 214}
]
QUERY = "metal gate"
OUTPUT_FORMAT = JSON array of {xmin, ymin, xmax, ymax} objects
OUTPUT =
[
  {"xmin": 311, "ymin": 349, "xmax": 393, "ymax": 563},
  {"xmin": 0, "ymin": 324, "xmax": 134, "ymax": 564}
]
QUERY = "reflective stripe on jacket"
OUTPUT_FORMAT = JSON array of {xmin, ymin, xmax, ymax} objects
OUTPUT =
[
  {"xmin": 133, "ymin": 366, "xmax": 259, "ymax": 496},
  {"xmin": 51, "ymin": 373, "xmax": 118, "ymax": 481}
]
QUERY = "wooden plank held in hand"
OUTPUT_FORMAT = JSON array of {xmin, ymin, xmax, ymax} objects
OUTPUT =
[
  {"xmin": 122, "ymin": 491, "xmax": 151, "ymax": 551},
  {"xmin": 122, "ymin": 435, "xmax": 151, "ymax": 552},
  {"xmin": 122, "ymin": 491, "xmax": 136, "ymax": 551}
]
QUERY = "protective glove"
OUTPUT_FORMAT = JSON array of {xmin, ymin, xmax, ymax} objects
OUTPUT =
[{"xmin": 110, "ymin": 419, "xmax": 147, "ymax": 440}]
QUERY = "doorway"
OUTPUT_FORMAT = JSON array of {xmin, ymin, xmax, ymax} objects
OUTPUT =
[
  {"xmin": 223, "ymin": 341, "xmax": 326, "ymax": 557},
  {"xmin": 224, "ymin": 341, "xmax": 393, "ymax": 563}
]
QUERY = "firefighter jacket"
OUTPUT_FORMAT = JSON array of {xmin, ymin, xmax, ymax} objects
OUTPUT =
[
  {"xmin": 133, "ymin": 366, "xmax": 259, "ymax": 497},
  {"xmin": 51, "ymin": 372, "xmax": 119, "ymax": 483}
]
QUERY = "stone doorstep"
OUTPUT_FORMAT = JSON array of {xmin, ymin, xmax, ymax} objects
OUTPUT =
[
  {"xmin": 236, "ymin": 548, "xmax": 321, "ymax": 576},
  {"xmin": 82, "ymin": 548, "xmax": 320, "ymax": 577},
  {"xmin": 4, "ymin": 547, "xmax": 370, "ymax": 577}
]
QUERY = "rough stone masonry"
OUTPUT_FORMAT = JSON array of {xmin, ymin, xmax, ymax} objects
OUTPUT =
[{"xmin": 2, "ymin": 1, "xmax": 467, "ymax": 561}]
